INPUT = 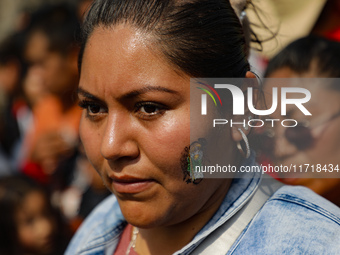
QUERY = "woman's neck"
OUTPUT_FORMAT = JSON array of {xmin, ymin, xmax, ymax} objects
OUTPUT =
[{"xmin": 134, "ymin": 179, "xmax": 232, "ymax": 255}]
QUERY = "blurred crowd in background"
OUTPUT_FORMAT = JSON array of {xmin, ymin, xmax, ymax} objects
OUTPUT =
[
  {"xmin": 0, "ymin": 0, "xmax": 339, "ymax": 254},
  {"xmin": 0, "ymin": 1, "xmax": 111, "ymax": 254}
]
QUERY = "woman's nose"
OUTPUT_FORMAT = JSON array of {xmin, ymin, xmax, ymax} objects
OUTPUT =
[{"xmin": 100, "ymin": 113, "xmax": 139, "ymax": 162}]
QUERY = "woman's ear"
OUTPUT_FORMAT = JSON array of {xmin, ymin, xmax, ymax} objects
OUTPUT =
[
  {"xmin": 231, "ymin": 71, "xmax": 258, "ymax": 142},
  {"xmin": 245, "ymin": 70, "xmax": 256, "ymax": 79}
]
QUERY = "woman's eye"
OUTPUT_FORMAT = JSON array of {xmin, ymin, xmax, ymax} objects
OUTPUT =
[
  {"xmin": 140, "ymin": 104, "xmax": 159, "ymax": 114},
  {"xmin": 88, "ymin": 104, "xmax": 103, "ymax": 114},
  {"xmin": 136, "ymin": 102, "xmax": 166, "ymax": 119},
  {"xmin": 78, "ymin": 100, "xmax": 107, "ymax": 118}
]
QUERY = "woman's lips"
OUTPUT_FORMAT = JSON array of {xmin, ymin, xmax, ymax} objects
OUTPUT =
[{"xmin": 110, "ymin": 176, "xmax": 156, "ymax": 194}]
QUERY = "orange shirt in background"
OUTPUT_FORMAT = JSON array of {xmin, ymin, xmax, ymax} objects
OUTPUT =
[{"xmin": 22, "ymin": 95, "xmax": 82, "ymax": 183}]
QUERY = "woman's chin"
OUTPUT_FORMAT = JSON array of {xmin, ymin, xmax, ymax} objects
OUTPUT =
[
  {"xmin": 124, "ymin": 215, "xmax": 164, "ymax": 229},
  {"xmin": 118, "ymin": 201, "xmax": 167, "ymax": 228}
]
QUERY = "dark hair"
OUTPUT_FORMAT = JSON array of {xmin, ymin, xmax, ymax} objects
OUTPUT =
[
  {"xmin": 0, "ymin": 175, "xmax": 64, "ymax": 255},
  {"xmin": 265, "ymin": 35, "xmax": 340, "ymax": 77},
  {"xmin": 26, "ymin": 3, "xmax": 80, "ymax": 56},
  {"xmin": 0, "ymin": 33, "xmax": 24, "ymax": 66},
  {"xmin": 0, "ymin": 175, "xmax": 71, "ymax": 255},
  {"xmin": 79, "ymin": 0, "xmax": 250, "ymax": 78},
  {"xmin": 0, "ymin": 32, "xmax": 27, "ymax": 89}
]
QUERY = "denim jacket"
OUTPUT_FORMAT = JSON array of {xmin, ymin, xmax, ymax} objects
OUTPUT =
[{"xmin": 66, "ymin": 156, "xmax": 340, "ymax": 255}]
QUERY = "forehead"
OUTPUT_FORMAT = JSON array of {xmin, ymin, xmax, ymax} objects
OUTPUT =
[
  {"xmin": 80, "ymin": 25, "xmax": 189, "ymax": 96},
  {"xmin": 83, "ymin": 24, "xmax": 151, "ymax": 68}
]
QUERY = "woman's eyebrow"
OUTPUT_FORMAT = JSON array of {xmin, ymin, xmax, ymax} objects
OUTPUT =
[
  {"xmin": 120, "ymin": 86, "xmax": 180, "ymax": 100},
  {"xmin": 77, "ymin": 87, "xmax": 103, "ymax": 102},
  {"xmin": 77, "ymin": 85, "xmax": 180, "ymax": 102}
]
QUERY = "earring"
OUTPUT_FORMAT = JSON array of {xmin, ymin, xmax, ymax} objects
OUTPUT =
[
  {"xmin": 244, "ymin": 115, "xmax": 252, "ymax": 131},
  {"xmin": 236, "ymin": 128, "xmax": 250, "ymax": 158}
]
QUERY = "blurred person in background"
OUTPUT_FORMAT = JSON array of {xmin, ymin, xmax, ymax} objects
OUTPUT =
[
  {"xmin": 0, "ymin": 32, "xmax": 32, "ymax": 174},
  {"xmin": 61, "ymin": 144, "xmax": 110, "ymax": 233},
  {"xmin": 22, "ymin": 3, "xmax": 82, "ymax": 184},
  {"xmin": 20, "ymin": 3, "xmax": 111, "ymax": 232},
  {"xmin": 0, "ymin": 174, "xmax": 70, "ymax": 255},
  {"xmin": 262, "ymin": 35, "xmax": 340, "ymax": 207}
]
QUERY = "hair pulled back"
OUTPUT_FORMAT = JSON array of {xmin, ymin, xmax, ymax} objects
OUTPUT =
[{"xmin": 79, "ymin": 0, "xmax": 250, "ymax": 78}]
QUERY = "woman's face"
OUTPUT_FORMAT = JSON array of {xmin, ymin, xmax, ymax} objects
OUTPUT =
[{"xmin": 78, "ymin": 25, "xmax": 232, "ymax": 228}]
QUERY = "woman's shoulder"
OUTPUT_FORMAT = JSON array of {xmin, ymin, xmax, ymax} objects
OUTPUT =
[
  {"xmin": 230, "ymin": 185, "xmax": 340, "ymax": 254},
  {"xmin": 269, "ymin": 184, "xmax": 340, "ymax": 220},
  {"xmin": 65, "ymin": 194, "xmax": 126, "ymax": 255}
]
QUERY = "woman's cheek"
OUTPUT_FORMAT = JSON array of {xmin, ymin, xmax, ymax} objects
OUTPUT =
[
  {"xmin": 151, "ymin": 116, "xmax": 189, "ymax": 159},
  {"xmin": 79, "ymin": 118, "xmax": 103, "ymax": 172}
]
